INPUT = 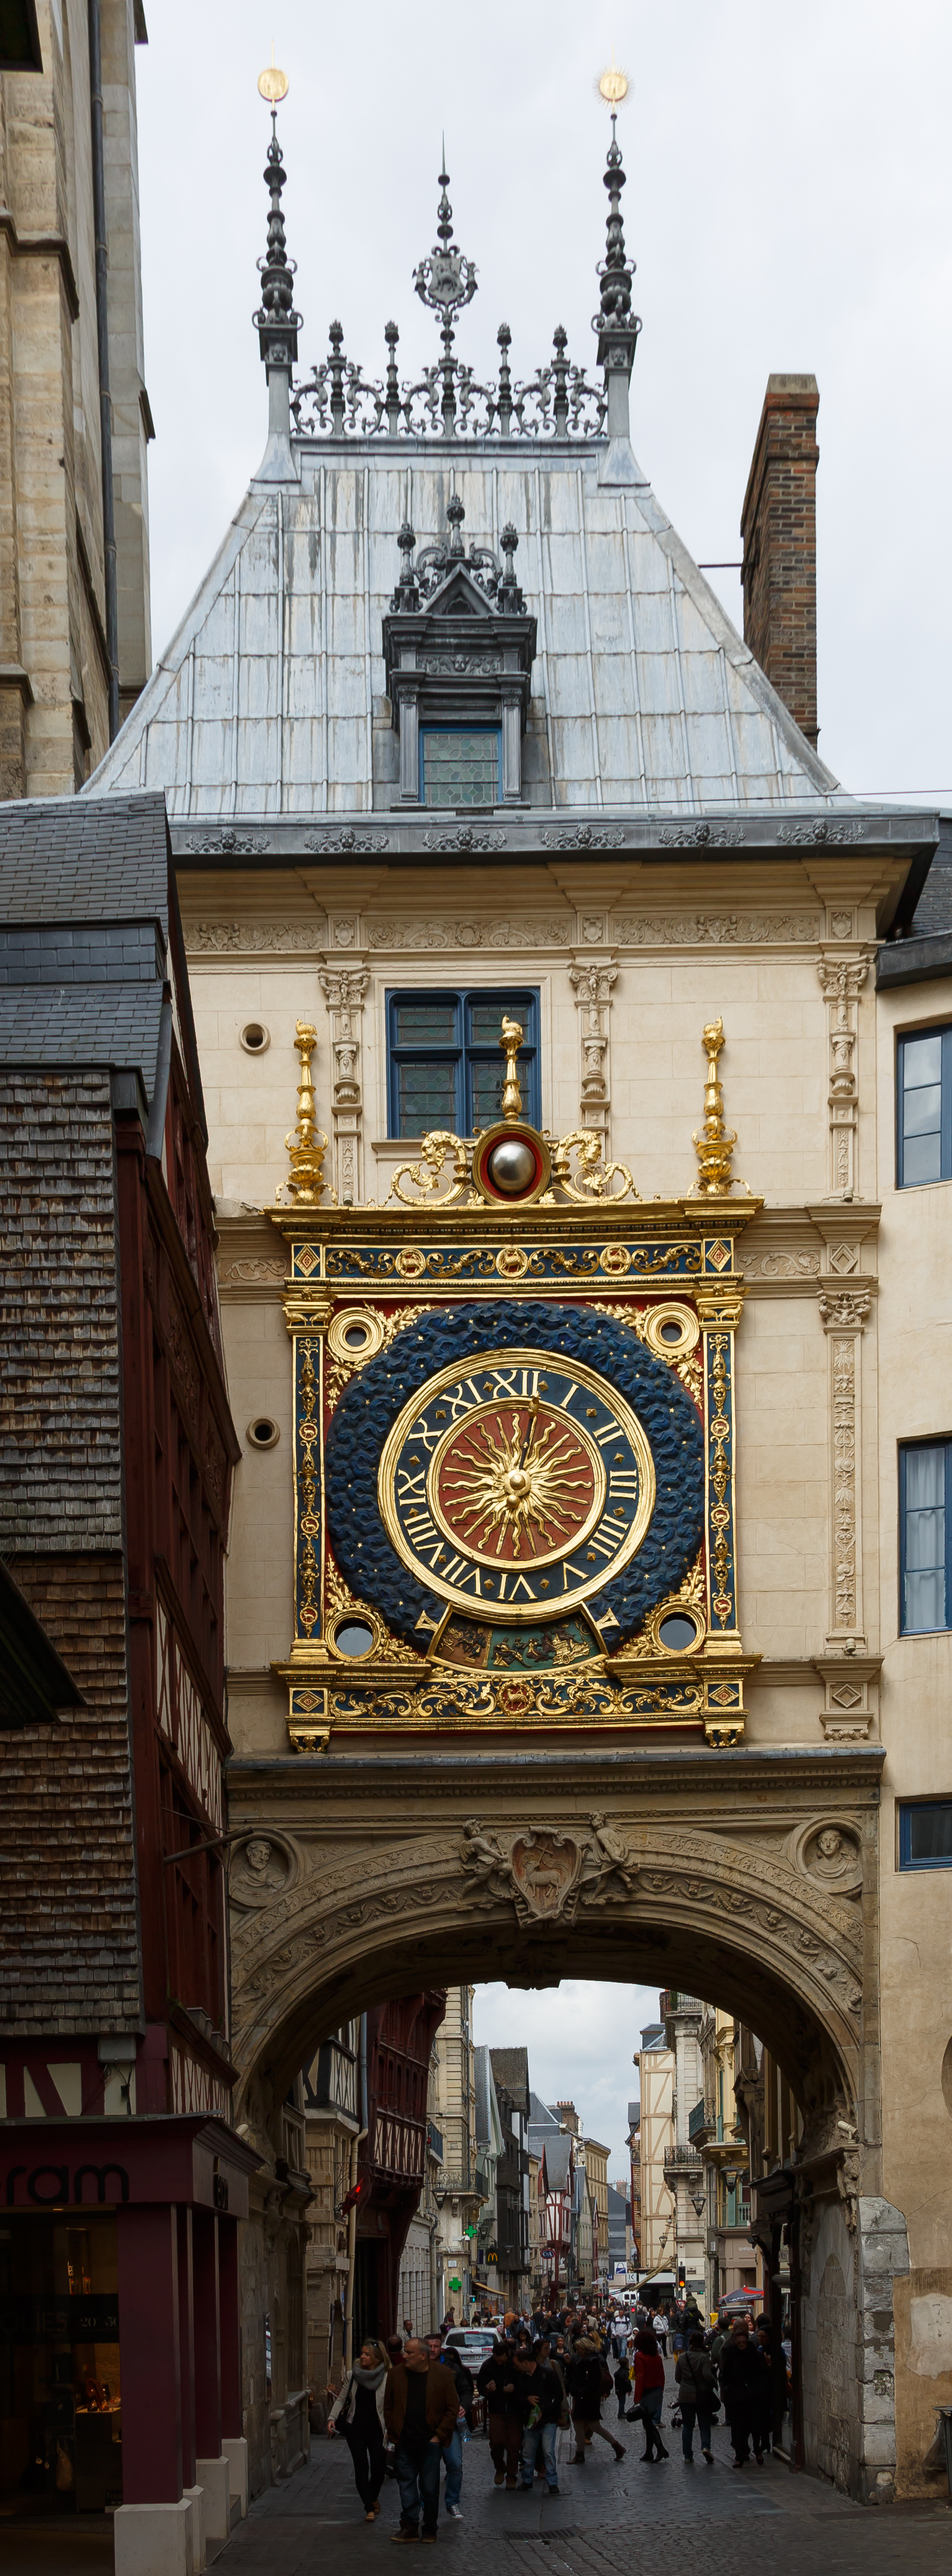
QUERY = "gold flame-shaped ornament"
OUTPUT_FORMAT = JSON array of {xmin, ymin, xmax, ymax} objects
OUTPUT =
[
  {"xmin": 279, "ymin": 1021, "xmax": 333, "ymax": 1205},
  {"xmin": 692, "ymin": 1017, "xmax": 738, "ymax": 1197}
]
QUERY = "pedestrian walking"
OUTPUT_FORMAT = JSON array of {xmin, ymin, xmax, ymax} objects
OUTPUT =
[
  {"xmin": 628, "ymin": 2326, "xmax": 668, "ymax": 2464},
  {"xmin": 652, "ymin": 2307, "xmax": 669, "ymax": 2355},
  {"xmin": 327, "ymin": 2340, "xmax": 390, "ymax": 2522},
  {"xmin": 566, "ymin": 2334, "xmax": 625, "ymax": 2467},
  {"xmin": 431, "ymin": 2334, "xmax": 472, "ymax": 2519},
  {"xmin": 477, "ymin": 2339, "xmax": 523, "ymax": 2489},
  {"xmin": 384, "ymin": 2336, "xmax": 459, "ymax": 2543},
  {"xmin": 512, "ymin": 2347, "xmax": 563, "ymax": 2494},
  {"xmin": 718, "ymin": 2318, "xmax": 769, "ymax": 2469},
  {"xmin": 675, "ymin": 2329, "xmax": 718, "ymax": 2464},
  {"xmin": 613, "ymin": 2354, "xmax": 632, "ymax": 2420}
]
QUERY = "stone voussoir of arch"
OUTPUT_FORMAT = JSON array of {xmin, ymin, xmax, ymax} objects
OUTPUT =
[{"xmin": 227, "ymin": 1809, "xmax": 867, "ymax": 2100}]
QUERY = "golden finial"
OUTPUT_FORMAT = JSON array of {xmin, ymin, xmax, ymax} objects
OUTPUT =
[
  {"xmin": 597, "ymin": 47, "xmax": 629, "ymax": 110},
  {"xmin": 692, "ymin": 1018, "xmax": 738, "ymax": 1197},
  {"xmin": 499, "ymin": 1016, "xmax": 524, "ymax": 1121},
  {"xmin": 258, "ymin": 44, "xmax": 289, "ymax": 106},
  {"xmin": 281, "ymin": 1021, "xmax": 330, "ymax": 1205}
]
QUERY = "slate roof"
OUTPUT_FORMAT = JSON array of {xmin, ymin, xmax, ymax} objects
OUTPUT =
[
  {"xmin": 489, "ymin": 2045, "xmax": 531, "ymax": 2114},
  {"xmin": 84, "ymin": 449, "xmax": 839, "ymax": 820},
  {"xmin": 0, "ymin": 794, "xmax": 172, "ymax": 1102},
  {"xmin": 0, "ymin": 792, "xmax": 170, "ymax": 925}
]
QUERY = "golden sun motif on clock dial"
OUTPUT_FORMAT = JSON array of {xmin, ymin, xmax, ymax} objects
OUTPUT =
[
  {"xmin": 378, "ymin": 1349, "xmax": 656, "ymax": 1621},
  {"xmin": 432, "ymin": 1397, "xmax": 603, "ymax": 1565}
]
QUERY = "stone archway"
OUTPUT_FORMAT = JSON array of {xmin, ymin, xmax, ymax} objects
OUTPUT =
[
  {"xmin": 224, "ymin": 1738, "xmax": 897, "ymax": 2502},
  {"xmin": 227, "ymin": 1743, "xmax": 877, "ymax": 2133}
]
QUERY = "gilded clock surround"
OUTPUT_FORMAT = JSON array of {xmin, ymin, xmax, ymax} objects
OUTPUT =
[{"xmin": 269, "ymin": 1018, "xmax": 761, "ymax": 1751}]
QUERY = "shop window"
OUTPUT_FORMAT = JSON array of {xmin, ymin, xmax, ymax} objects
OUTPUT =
[
  {"xmin": 898, "ymin": 1800, "xmax": 952, "ymax": 1870},
  {"xmin": 387, "ymin": 988, "xmax": 540, "ymax": 1137},
  {"xmin": 899, "ymin": 1440, "xmax": 952, "ymax": 1633},
  {"xmin": 897, "ymin": 1025, "xmax": 952, "ymax": 1187},
  {"xmin": 0, "ymin": 2214, "xmax": 121, "ymax": 2518}
]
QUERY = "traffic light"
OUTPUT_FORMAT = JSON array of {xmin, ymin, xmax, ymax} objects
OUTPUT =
[{"xmin": 339, "ymin": 2181, "xmax": 366, "ymax": 2217}]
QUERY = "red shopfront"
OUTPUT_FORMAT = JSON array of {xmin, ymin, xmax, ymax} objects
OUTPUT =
[{"xmin": 1, "ymin": 2115, "xmax": 259, "ymax": 2561}]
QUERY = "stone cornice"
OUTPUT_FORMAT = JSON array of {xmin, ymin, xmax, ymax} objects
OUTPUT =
[
  {"xmin": 226, "ymin": 1743, "xmax": 884, "ymax": 1800},
  {"xmin": 170, "ymin": 807, "xmax": 939, "ymax": 875}
]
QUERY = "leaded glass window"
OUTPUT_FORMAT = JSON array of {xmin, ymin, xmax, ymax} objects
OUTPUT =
[
  {"xmin": 420, "ymin": 727, "xmax": 501, "ymax": 808},
  {"xmin": 387, "ymin": 988, "xmax": 540, "ymax": 1138}
]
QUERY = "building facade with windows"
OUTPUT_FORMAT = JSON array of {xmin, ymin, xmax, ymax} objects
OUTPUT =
[
  {"xmin": 0, "ymin": 4, "xmax": 152, "ymax": 797},
  {"xmin": 636, "ymin": 2032, "xmax": 675, "ymax": 2281},
  {"xmin": 690, "ymin": 2006, "xmax": 759, "ymax": 2314},
  {"xmin": 661, "ymin": 1992, "xmax": 707, "ymax": 2305},
  {"xmin": 430, "ymin": 1986, "xmax": 479, "ymax": 2324},
  {"xmin": 76, "ymin": 83, "xmax": 952, "ymax": 2516}
]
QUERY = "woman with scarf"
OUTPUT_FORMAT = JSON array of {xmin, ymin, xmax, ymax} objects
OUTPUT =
[{"xmin": 328, "ymin": 2339, "xmax": 390, "ymax": 2520}]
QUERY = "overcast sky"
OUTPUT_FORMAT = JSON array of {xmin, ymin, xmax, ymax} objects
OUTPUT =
[
  {"xmin": 474, "ymin": 1980, "xmax": 660, "ymax": 2184},
  {"xmin": 136, "ymin": 0, "xmax": 950, "ymax": 800}
]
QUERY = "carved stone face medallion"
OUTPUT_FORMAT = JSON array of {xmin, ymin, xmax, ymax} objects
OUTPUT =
[
  {"xmin": 230, "ymin": 1833, "xmax": 298, "ymax": 1906},
  {"xmin": 511, "ymin": 1832, "xmax": 580, "ymax": 1918}
]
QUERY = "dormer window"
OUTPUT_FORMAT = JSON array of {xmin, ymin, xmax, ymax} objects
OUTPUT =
[
  {"xmin": 382, "ymin": 501, "xmax": 537, "ymax": 809},
  {"xmin": 421, "ymin": 724, "xmax": 501, "ymax": 807}
]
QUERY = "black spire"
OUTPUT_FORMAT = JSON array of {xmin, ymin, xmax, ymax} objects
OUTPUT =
[
  {"xmin": 413, "ymin": 155, "xmax": 477, "ymax": 436},
  {"xmin": 595, "ymin": 113, "xmax": 641, "ymax": 385},
  {"xmin": 253, "ymin": 108, "xmax": 302, "ymax": 369}
]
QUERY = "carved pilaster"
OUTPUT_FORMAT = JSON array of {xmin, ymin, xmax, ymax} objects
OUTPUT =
[
  {"xmin": 568, "ymin": 954, "xmax": 618, "ymax": 1143},
  {"xmin": 818, "ymin": 1288, "xmax": 871, "ymax": 1650},
  {"xmin": 319, "ymin": 965, "xmax": 369, "ymax": 1206},
  {"xmin": 696, "ymin": 1278, "xmax": 747, "ymax": 1683},
  {"xmin": 817, "ymin": 954, "xmax": 871, "ymax": 1199}
]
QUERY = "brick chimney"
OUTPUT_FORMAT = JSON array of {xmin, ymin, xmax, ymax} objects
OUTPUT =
[{"xmin": 740, "ymin": 374, "xmax": 819, "ymax": 746}]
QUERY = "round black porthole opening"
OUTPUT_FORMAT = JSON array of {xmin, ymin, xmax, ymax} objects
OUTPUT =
[
  {"xmin": 658, "ymin": 1613, "xmax": 700, "ymax": 1652},
  {"xmin": 659, "ymin": 1320, "xmax": 683, "ymax": 1343},
  {"xmin": 344, "ymin": 1324, "xmax": 369, "ymax": 1349},
  {"xmin": 333, "ymin": 1619, "xmax": 375, "ymax": 1658},
  {"xmin": 248, "ymin": 1417, "xmax": 279, "ymax": 1449},
  {"xmin": 240, "ymin": 1022, "xmax": 270, "ymax": 1053}
]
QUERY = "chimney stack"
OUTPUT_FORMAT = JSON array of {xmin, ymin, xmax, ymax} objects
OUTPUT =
[{"xmin": 740, "ymin": 374, "xmax": 819, "ymax": 746}]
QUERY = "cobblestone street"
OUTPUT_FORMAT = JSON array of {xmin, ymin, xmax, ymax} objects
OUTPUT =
[{"xmin": 212, "ymin": 2370, "xmax": 951, "ymax": 2576}]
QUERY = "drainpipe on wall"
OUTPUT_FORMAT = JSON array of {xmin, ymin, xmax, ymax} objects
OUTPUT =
[{"xmin": 87, "ymin": 0, "xmax": 120, "ymax": 739}]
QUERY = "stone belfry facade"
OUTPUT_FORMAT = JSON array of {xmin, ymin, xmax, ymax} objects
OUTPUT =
[
  {"xmin": 0, "ymin": 2, "xmax": 152, "ymax": 797},
  {"xmin": 85, "ymin": 76, "xmax": 952, "ymax": 2522}
]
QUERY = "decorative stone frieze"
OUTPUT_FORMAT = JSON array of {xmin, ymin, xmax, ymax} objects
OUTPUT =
[
  {"xmin": 364, "ymin": 914, "xmax": 571, "ymax": 951},
  {"xmin": 568, "ymin": 953, "xmax": 618, "ymax": 1141},
  {"xmin": 818, "ymin": 1287, "xmax": 871, "ymax": 1649},
  {"xmin": 318, "ymin": 966, "xmax": 369, "ymax": 1205},
  {"xmin": 183, "ymin": 920, "xmax": 327, "ymax": 954},
  {"xmin": 613, "ymin": 911, "xmax": 821, "ymax": 946}
]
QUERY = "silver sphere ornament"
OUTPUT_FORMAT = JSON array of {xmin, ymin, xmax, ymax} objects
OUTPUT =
[{"xmin": 486, "ymin": 1135, "xmax": 537, "ymax": 1196}]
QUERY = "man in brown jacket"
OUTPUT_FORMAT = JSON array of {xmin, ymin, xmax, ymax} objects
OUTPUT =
[{"xmin": 384, "ymin": 2337, "xmax": 459, "ymax": 2541}]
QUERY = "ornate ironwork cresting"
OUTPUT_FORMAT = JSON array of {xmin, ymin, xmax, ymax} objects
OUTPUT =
[{"xmin": 289, "ymin": 159, "xmax": 610, "ymax": 442}]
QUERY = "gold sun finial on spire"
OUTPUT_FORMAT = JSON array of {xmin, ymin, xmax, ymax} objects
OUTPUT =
[
  {"xmin": 597, "ymin": 47, "xmax": 629, "ymax": 110},
  {"xmin": 258, "ymin": 42, "xmax": 289, "ymax": 106}
]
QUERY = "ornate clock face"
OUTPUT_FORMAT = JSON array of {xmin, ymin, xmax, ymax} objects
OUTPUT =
[{"xmin": 378, "ymin": 1348, "xmax": 654, "ymax": 1621}]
